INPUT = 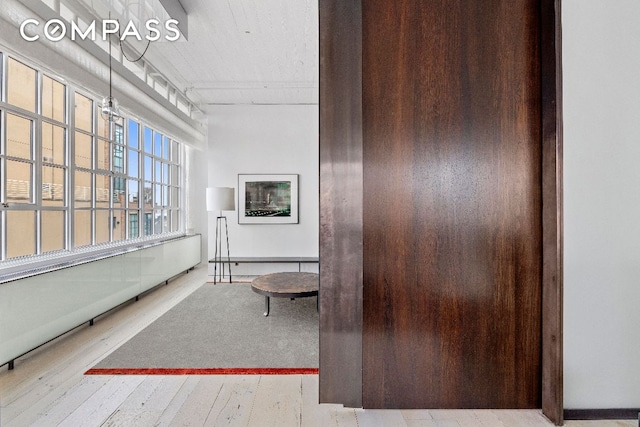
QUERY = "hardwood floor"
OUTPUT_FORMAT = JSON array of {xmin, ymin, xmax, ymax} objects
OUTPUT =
[{"xmin": 0, "ymin": 266, "xmax": 635, "ymax": 426}]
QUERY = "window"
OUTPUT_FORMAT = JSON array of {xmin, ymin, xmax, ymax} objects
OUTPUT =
[
  {"xmin": 7, "ymin": 58, "xmax": 36, "ymax": 113},
  {"xmin": 5, "ymin": 114, "xmax": 34, "ymax": 204},
  {"xmin": 0, "ymin": 52, "xmax": 184, "ymax": 263},
  {"xmin": 126, "ymin": 119, "xmax": 181, "ymax": 237},
  {"xmin": 129, "ymin": 212, "xmax": 139, "ymax": 239}
]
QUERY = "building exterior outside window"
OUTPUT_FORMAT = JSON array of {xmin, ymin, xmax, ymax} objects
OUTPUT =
[{"xmin": 0, "ymin": 52, "xmax": 183, "ymax": 263}]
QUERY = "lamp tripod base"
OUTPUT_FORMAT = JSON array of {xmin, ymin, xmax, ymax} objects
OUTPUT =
[{"xmin": 213, "ymin": 216, "xmax": 232, "ymax": 284}]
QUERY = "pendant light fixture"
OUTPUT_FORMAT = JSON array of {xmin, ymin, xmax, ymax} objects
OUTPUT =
[{"xmin": 101, "ymin": 14, "xmax": 121, "ymax": 122}]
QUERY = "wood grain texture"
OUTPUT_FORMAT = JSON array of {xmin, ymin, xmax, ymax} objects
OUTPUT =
[
  {"xmin": 318, "ymin": 0, "xmax": 364, "ymax": 407},
  {"xmin": 362, "ymin": 0, "xmax": 542, "ymax": 408},
  {"xmin": 246, "ymin": 376, "xmax": 302, "ymax": 427},
  {"xmin": 0, "ymin": 265, "xmax": 612, "ymax": 426},
  {"xmin": 251, "ymin": 272, "xmax": 319, "ymax": 298},
  {"xmin": 540, "ymin": 0, "xmax": 564, "ymax": 425}
]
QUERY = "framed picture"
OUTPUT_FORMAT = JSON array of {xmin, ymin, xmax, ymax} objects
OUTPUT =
[{"xmin": 238, "ymin": 174, "xmax": 299, "ymax": 224}]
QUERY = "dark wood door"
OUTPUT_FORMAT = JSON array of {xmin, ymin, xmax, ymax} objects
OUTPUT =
[{"xmin": 362, "ymin": 0, "xmax": 542, "ymax": 408}]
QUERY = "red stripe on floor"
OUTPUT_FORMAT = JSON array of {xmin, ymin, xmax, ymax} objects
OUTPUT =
[{"xmin": 84, "ymin": 368, "xmax": 319, "ymax": 375}]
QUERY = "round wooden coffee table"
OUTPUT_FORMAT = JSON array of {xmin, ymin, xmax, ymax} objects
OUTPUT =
[{"xmin": 251, "ymin": 272, "xmax": 319, "ymax": 316}]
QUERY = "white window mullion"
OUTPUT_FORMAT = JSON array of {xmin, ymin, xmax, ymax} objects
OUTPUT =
[
  {"xmin": 34, "ymin": 116, "xmax": 43, "ymax": 255},
  {"xmin": 68, "ymin": 91, "xmax": 76, "ymax": 250}
]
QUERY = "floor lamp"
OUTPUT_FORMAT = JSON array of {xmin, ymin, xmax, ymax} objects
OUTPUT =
[{"xmin": 207, "ymin": 187, "xmax": 235, "ymax": 284}]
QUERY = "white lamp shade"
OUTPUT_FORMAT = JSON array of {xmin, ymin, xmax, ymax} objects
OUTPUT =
[{"xmin": 206, "ymin": 187, "xmax": 235, "ymax": 211}]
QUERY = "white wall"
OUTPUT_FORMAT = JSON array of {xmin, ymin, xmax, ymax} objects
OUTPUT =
[
  {"xmin": 185, "ymin": 145, "xmax": 209, "ymax": 264},
  {"xmin": 563, "ymin": 0, "xmax": 640, "ymax": 408},
  {"xmin": 206, "ymin": 105, "xmax": 319, "ymax": 259}
]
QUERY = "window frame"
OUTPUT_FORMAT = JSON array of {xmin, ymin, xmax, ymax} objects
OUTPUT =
[{"xmin": 0, "ymin": 51, "xmax": 185, "ymax": 267}]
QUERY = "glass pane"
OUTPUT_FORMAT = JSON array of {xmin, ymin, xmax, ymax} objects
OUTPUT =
[
  {"xmin": 42, "ymin": 166, "xmax": 65, "ymax": 206},
  {"xmin": 42, "ymin": 122, "xmax": 65, "ymax": 165},
  {"xmin": 75, "ymin": 132, "xmax": 92, "ymax": 168},
  {"xmin": 162, "ymin": 185, "xmax": 169, "ymax": 207},
  {"xmin": 74, "ymin": 170, "xmax": 92, "ymax": 207},
  {"xmin": 6, "ymin": 160, "xmax": 32, "ymax": 203},
  {"xmin": 6, "ymin": 113, "xmax": 32, "ymax": 159},
  {"xmin": 41, "ymin": 210, "xmax": 65, "ymax": 253},
  {"xmin": 161, "ymin": 209, "xmax": 168, "ymax": 232},
  {"xmin": 128, "ymin": 211, "xmax": 139, "ymax": 238},
  {"xmin": 143, "ymin": 210, "xmax": 153, "ymax": 236},
  {"xmin": 42, "ymin": 76, "xmax": 65, "ymax": 122},
  {"xmin": 96, "ymin": 174, "xmax": 110, "ymax": 208},
  {"xmin": 97, "ymin": 106, "xmax": 108, "ymax": 138},
  {"xmin": 7, "ymin": 210, "xmax": 35, "ymax": 258},
  {"xmin": 163, "ymin": 163, "xmax": 169, "ymax": 184},
  {"xmin": 171, "ymin": 165, "xmax": 179, "ymax": 185},
  {"xmin": 95, "ymin": 209, "xmax": 110, "ymax": 244},
  {"xmin": 113, "ymin": 144, "xmax": 124, "ymax": 173},
  {"xmin": 144, "ymin": 156, "xmax": 152, "ymax": 181},
  {"xmin": 128, "ymin": 119, "xmax": 139, "ymax": 148},
  {"xmin": 154, "ymin": 184, "xmax": 161, "ymax": 208},
  {"xmin": 144, "ymin": 127, "xmax": 152, "ymax": 153},
  {"xmin": 155, "ymin": 160, "xmax": 162, "ymax": 183},
  {"xmin": 113, "ymin": 210, "xmax": 126, "ymax": 241},
  {"xmin": 164, "ymin": 210, "xmax": 172, "ymax": 232},
  {"xmin": 172, "ymin": 210, "xmax": 180, "ymax": 232},
  {"xmin": 171, "ymin": 141, "xmax": 179, "ymax": 162},
  {"xmin": 75, "ymin": 93, "xmax": 93, "ymax": 132},
  {"xmin": 74, "ymin": 209, "xmax": 91, "ymax": 247},
  {"xmin": 143, "ymin": 182, "xmax": 152, "ymax": 205},
  {"xmin": 154, "ymin": 132, "xmax": 162, "ymax": 156},
  {"xmin": 7, "ymin": 58, "xmax": 36, "ymax": 112},
  {"xmin": 153, "ymin": 210, "xmax": 163, "ymax": 234},
  {"xmin": 97, "ymin": 139, "xmax": 110, "ymax": 170},
  {"xmin": 128, "ymin": 150, "xmax": 139, "ymax": 177},
  {"xmin": 113, "ymin": 177, "xmax": 126, "ymax": 207},
  {"xmin": 163, "ymin": 136, "xmax": 170, "ymax": 159},
  {"xmin": 171, "ymin": 187, "xmax": 179, "ymax": 208},
  {"xmin": 114, "ymin": 123, "xmax": 124, "ymax": 144},
  {"xmin": 127, "ymin": 179, "xmax": 139, "ymax": 206}
]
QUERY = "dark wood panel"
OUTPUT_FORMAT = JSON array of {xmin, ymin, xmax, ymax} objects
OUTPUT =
[
  {"xmin": 318, "ymin": 0, "xmax": 363, "ymax": 407},
  {"xmin": 362, "ymin": 0, "xmax": 542, "ymax": 408},
  {"xmin": 540, "ymin": 0, "xmax": 564, "ymax": 424}
]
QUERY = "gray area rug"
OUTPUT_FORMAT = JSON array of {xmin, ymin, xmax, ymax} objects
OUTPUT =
[{"xmin": 94, "ymin": 283, "xmax": 318, "ymax": 368}]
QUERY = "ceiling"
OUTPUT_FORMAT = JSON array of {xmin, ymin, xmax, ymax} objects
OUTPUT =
[{"xmin": 142, "ymin": 0, "xmax": 319, "ymax": 107}]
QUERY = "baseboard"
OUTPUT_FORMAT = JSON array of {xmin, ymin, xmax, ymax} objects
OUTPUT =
[{"xmin": 564, "ymin": 408, "xmax": 640, "ymax": 420}]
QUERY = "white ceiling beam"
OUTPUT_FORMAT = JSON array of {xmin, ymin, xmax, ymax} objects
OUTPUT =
[
  {"xmin": 191, "ymin": 81, "xmax": 317, "ymax": 90},
  {"xmin": 158, "ymin": 0, "xmax": 188, "ymax": 40}
]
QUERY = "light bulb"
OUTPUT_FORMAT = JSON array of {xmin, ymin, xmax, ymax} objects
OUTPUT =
[{"xmin": 100, "ymin": 96, "xmax": 121, "ymax": 122}]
